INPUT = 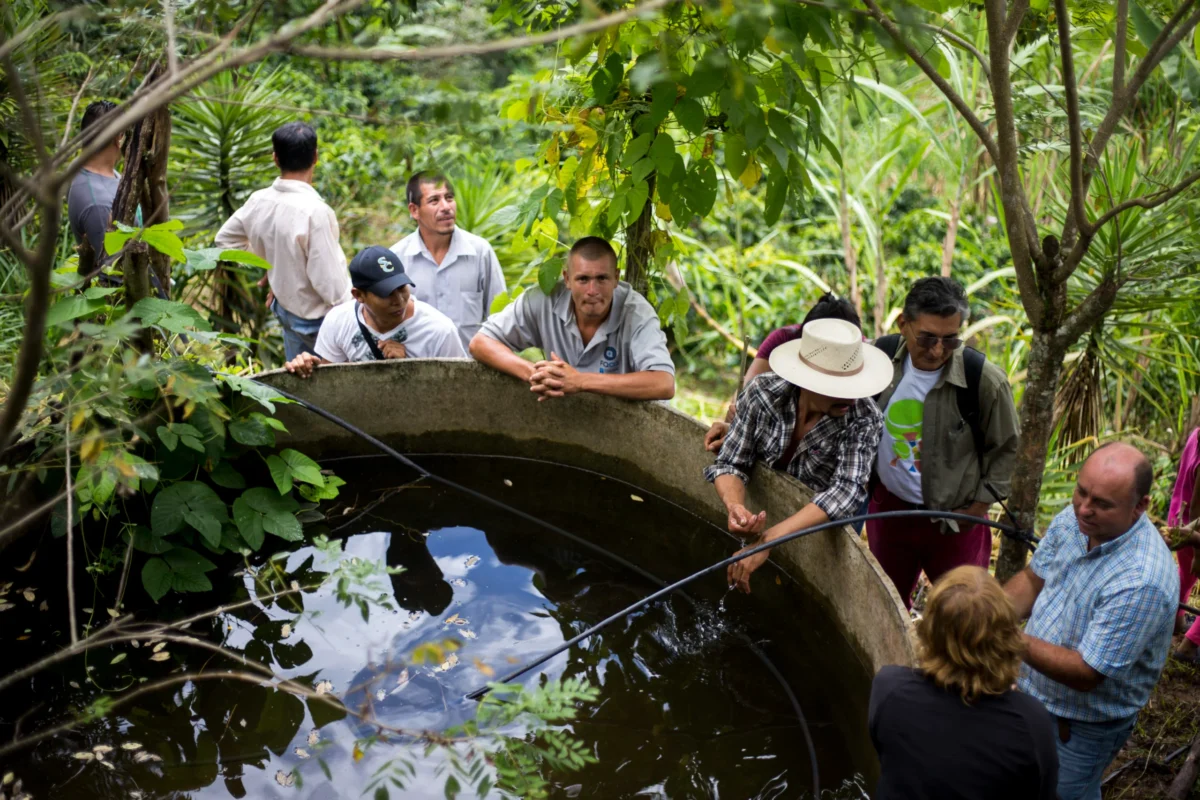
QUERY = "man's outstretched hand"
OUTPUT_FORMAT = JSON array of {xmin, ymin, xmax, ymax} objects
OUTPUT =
[{"xmin": 285, "ymin": 352, "xmax": 324, "ymax": 379}]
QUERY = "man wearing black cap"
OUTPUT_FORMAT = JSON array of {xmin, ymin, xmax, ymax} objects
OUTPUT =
[{"xmin": 284, "ymin": 246, "xmax": 465, "ymax": 378}]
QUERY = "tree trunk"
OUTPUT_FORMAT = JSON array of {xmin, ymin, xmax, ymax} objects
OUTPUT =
[
  {"xmin": 623, "ymin": 171, "xmax": 656, "ymax": 296},
  {"xmin": 143, "ymin": 103, "xmax": 172, "ymax": 293},
  {"xmin": 941, "ymin": 170, "xmax": 967, "ymax": 277},
  {"xmin": 995, "ymin": 328, "xmax": 1067, "ymax": 581}
]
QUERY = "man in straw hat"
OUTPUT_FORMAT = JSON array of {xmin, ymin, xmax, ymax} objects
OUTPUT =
[{"xmin": 705, "ymin": 317, "xmax": 892, "ymax": 593}]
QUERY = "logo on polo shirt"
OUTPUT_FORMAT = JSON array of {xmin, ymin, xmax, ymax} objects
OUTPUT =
[
  {"xmin": 378, "ymin": 256, "xmax": 395, "ymax": 273},
  {"xmin": 601, "ymin": 346, "xmax": 618, "ymax": 373}
]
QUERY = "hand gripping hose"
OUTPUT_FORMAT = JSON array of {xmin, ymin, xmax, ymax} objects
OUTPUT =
[{"xmin": 264, "ymin": 383, "xmax": 826, "ymax": 795}]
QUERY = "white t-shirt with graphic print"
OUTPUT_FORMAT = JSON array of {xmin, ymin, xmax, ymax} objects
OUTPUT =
[
  {"xmin": 877, "ymin": 355, "xmax": 943, "ymax": 505},
  {"xmin": 314, "ymin": 298, "xmax": 466, "ymax": 363}
]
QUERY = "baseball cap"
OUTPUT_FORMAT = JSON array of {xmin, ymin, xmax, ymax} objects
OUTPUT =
[{"xmin": 349, "ymin": 246, "xmax": 415, "ymax": 297}]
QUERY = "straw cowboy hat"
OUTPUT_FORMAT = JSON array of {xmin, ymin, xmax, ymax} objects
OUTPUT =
[{"xmin": 768, "ymin": 318, "xmax": 893, "ymax": 399}]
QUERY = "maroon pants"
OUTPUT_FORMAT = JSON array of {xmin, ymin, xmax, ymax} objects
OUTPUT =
[{"xmin": 866, "ymin": 484, "xmax": 992, "ymax": 609}]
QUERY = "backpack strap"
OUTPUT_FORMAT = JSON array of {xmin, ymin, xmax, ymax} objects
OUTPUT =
[
  {"xmin": 956, "ymin": 346, "xmax": 987, "ymax": 475},
  {"xmin": 354, "ymin": 303, "xmax": 387, "ymax": 361},
  {"xmin": 874, "ymin": 333, "xmax": 902, "ymax": 359}
]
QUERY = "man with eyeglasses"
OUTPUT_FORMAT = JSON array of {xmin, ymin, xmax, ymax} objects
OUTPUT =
[{"xmin": 867, "ymin": 277, "xmax": 1020, "ymax": 609}]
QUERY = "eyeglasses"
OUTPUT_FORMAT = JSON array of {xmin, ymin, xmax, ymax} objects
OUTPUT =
[{"xmin": 914, "ymin": 334, "xmax": 963, "ymax": 351}]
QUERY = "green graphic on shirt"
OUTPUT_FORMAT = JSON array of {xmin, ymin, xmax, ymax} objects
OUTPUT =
[{"xmin": 886, "ymin": 398, "xmax": 924, "ymax": 475}]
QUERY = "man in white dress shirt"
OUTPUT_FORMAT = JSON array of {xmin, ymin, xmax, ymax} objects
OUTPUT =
[
  {"xmin": 389, "ymin": 172, "xmax": 505, "ymax": 349},
  {"xmin": 215, "ymin": 122, "xmax": 351, "ymax": 360}
]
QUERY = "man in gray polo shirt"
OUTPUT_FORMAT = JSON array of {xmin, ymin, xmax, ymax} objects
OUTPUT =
[{"xmin": 470, "ymin": 237, "xmax": 675, "ymax": 401}]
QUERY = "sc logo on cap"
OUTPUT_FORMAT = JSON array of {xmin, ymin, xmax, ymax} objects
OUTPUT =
[{"xmin": 378, "ymin": 257, "xmax": 395, "ymax": 273}]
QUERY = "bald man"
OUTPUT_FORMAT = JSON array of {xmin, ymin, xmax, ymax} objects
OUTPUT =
[{"xmin": 1004, "ymin": 443, "xmax": 1178, "ymax": 800}]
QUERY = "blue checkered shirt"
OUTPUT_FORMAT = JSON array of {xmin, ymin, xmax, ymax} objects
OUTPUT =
[{"xmin": 1017, "ymin": 505, "xmax": 1178, "ymax": 722}]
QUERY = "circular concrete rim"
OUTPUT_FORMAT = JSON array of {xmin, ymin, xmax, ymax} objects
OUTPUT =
[{"xmin": 253, "ymin": 358, "xmax": 916, "ymax": 678}]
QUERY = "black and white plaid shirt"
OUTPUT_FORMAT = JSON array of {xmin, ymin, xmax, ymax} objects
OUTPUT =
[{"xmin": 704, "ymin": 373, "xmax": 884, "ymax": 520}]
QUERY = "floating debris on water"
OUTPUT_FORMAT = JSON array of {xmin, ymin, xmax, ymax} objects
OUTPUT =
[
  {"xmin": 434, "ymin": 653, "xmax": 459, "ymax": 673},
  {"xmin": 375, "ymin": 688, "xmax": 385, "ymax": 702},
  {"xmin": 307, "ymin": 729, "xmax": 320, "ymax": 746},
  {"xmin": 459, "ymin": 629, "xmax": 477, "ymax": 639},
  {"xmin": 443, "ymin": 613, "xmax": 461, "ymax": 625},
  {"xmin": 407, "ymin": 610, "xmax": 422, "ymax": 622},
  {"xmin": 503, "ymin": 479, "xmax": 513, "ymax": 487},
  {"xmin": 450, "ymin": 578, "xmax": 466, "ymax": 588},
  {"xmin": 294, "ymin": 747, "xmax": 310, "ymax": 759},
  {"xmin": 121, "ymin": 742, "xmax": 143, "ymax": 751},
  {"xmin": 280, "ymin": 623, "xmax": 292, "ymax": 639},
  {"xmin": 275, "ymin": 770, "xmax": 295, "ymax": 787},
  {"xmin": 464, "ymin": 555, "xmax": 480, "ymax": 569},
  {"xmin": 630, "ymin": 494, "xmax": 644, "ymax": 503},
  {"xmin": 315, "ymin": 680, "xmax": 334, "ymax": 695},
  {"xmin": 149, "ymin": 651, "xmax": 170, "ymax": 662},
  {"xmin": 72, "ymin": 752, "xmax": 94, "ymax": 761},
  {"xmin": 133, "ymin": 751, "xmax": 162, "ymax": 763}
]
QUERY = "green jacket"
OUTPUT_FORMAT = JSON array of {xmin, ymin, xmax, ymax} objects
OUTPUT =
[{"xmin": 875, "ymin": 341, "xmax": 1020, "ymax": 511}]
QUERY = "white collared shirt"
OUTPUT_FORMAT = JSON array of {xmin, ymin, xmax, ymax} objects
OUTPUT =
[
  {"xmin": 215, "ymin": 178, "xmax": 352, "ymax": 320},
  {"xmin": 314, "ymin": 298, "xmax": 466, "ymax": 363},
  {"xmin": 389, "ymin": 227, "xmax": 506, "ymax": 348}
]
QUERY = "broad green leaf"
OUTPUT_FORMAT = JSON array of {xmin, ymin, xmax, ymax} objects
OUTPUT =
[
  {"xmin": 222, "ymin": 374, "xmax": 284, "ymax": 413},
  {"xmin": 621, "ymin": 133, "xmax": 653, "ymax": 167},
  {"xmin": 687, "ymin": 161, "xmax": 718, "ymax": 217},
  {"xmin": 725, "ymin": 134, "xmax": 749, "ymax": 181},
  {"xmin": 684, "ymin": 52, "xmax": 726, "ymax": 97},
  {"xmin": 263, "ymin": 512, "xmax": 303, "ymax": 542},
  {"xmin": 124, "ymin": 525, "xmax": 173, "ymax": 555},
  {"xmin": 764, "ymin": 169, "xmax": 789, "ymax": 225},
  {"xmin": 630, "ymin": 158, "xmax": 656, "ymax": 184},
  {"xmin": 156, "ymin": 425, "xmax": 180, "ymax": 451},
  {"xmin": 537, "ymin": 257, "xmax": 564, "ymax": 295},
  {"xmin": 299, "ymin": 475, "xmax": 346, "ymax": 503},
  {"xmin": 163, "ymin": 546, "xmax": 218, "ymax": 574},
  {"xmin": 744, "ymin": 110, "xmax": 767, "ymax": 150},
  {"xmin": 280, "ymin": 450, "xmax": 324, "ymax": 486},
  {"xmin": 674, "ymin": 98, "xmax": 706, "ymax": 135},
  {"xmin": 647, "ymin": 80, "xmax": 676, "ymax": 127},
  {"xmin": 150, "ymin": 481, "xmax": 228, "ymax": 547},
  {"xmin": 142, "ymin": 228, "xmax": 186, "ymax": 263},
  {"xmin": 649, "ymin": 133, "xmax": 676, "ymax": 177},
  {"xmin": 130, "ymin": 297, "xmax": 212, "ymax": 333},
  {"xmin": 142, "ymin": 557, "xmax": 173, "ymax": 602},
  {"xmin": 209, "ymin": 461, "xmax": 246, "ymax": 489},
  {"xmin": 218, "ymin": 249, "xmax": 272, "ymax": 270},
  {"xmin": 626, "ymin": 180, "xmax": 650, "ymax": 222},
  {"xmin": 230, "ymin": 417, "xmax": 275, "ymax": 447},
  {"xmin": 104, "ymin": 229, "xmax": 135, "ymax": 255},
  {"xmin": 171, "ymin": 570, "xmax": 213, "ymax": 593},
  {"xmin": 267, "ymin": 454, "xmax": 293, "ymax": 495},
  {"xmin": 46, "ymin": 296, "xmax": 105, "ymax": 327},
  {"xmin": 183, "ymin": 248, "xmax": 220, "ymax": 272},
  {"xmin": 232, "ymin": 496, "xmax": 266, "ymax": 550}
]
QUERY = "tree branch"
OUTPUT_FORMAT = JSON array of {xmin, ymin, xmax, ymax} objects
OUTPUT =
[
  {"xmin": 1057, "ymin": 0, "xmax": 1088, "ymax": 250},
  {"xmin": 288, "ymin": 0, "xmax": 672, "ymax": 62},
  {"xmin": 981, "ymin": 0, "xmax": 1043, "ymax": 326},
  {"xmin": 0, "ymin": 8, "xmax": 93, "ymax": 65},
  {"xmin": 1086, "ymin": 1, "xmax": 1200, "ymax": 187},
  {"xmin": 1059, "ymin": 168, "xmax": 1200, "ymax": 276},
  {"xmin": 1114, "ymin": 0, "xmax": 1129, "ymax": 95},
  {"xmin": 1055, "ymin": 278, "xmax": 1120, "ymax": 349},
  {"xmin": 1004, "ymin": 0, "xmax": 1030, "ymax": 48},
  {"xmin": 858, "ymin": 0, "xmax": 1000, "ymax": 165}
]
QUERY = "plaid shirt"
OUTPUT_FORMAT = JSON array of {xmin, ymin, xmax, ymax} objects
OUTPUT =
[
  {"xmin": 704, "ymin": 373, "xmax": 883, "ymax": 520},
  {"xmin": 1018, "ymin": 505, "xmax": 1179, "ymax": 722}
]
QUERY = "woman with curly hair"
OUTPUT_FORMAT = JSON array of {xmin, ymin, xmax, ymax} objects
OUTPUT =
[{"xmin": 869, "ymin": 565, "xmax": 1058, "ymax": 799}]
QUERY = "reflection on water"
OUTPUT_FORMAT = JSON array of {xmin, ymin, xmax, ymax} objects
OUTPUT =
[{"xmin": 0, "ymin": 455, "xmax": 872, "ymax": 799}]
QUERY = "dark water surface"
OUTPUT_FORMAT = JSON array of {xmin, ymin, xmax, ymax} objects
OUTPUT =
[{"xmin": 0, "ymin": 454, "xmax": 872, "ymax": 799}]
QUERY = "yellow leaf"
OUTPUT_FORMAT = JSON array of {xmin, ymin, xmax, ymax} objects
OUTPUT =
[
  {"xmin": 473, "ymin": 658, "xmax": 495, "ymax": 678},
  {"xmin": 113, "ymin": 457, "xmax": 137, "ymax": 478},
  {"xmin": 655, "ymin": 202, "xmax": 673, "ymax": 222},
  {"xmin": 775, "ymin": 575, "xmax": 782, "ymax": 585},
  {"xmin": 545, "ymin": 136, "xmax": 560, "ymax": 167},
  {"xmin": 71, "ymin": 409, "xmax": 87, "ymax": 432},
  {"xmin": 182, "ymin": 401, "xmax": 195, "ymax": 420},
  {"xmin": 79, "ymin": 436, "xmax": 101, "ymax": 462},
  {"xmin": 352, "ymin": 743, "xmax": 365, "ymax": 762},
  {"xmin": 739, "ymin": 158, "xmax": 762, "ymax": 190},
  {"xmin": 764, "ymin": 33, "xmax": 782, "ymax": 54}
]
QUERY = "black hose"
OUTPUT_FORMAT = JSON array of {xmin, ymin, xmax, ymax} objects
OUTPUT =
[
  {"xmin": 264, "ymin": 383, "xmax": 825, "ymax": 795},
  {"xmin": 464, "ymin": 509, "xmax": 1031, "ymax": 702}
]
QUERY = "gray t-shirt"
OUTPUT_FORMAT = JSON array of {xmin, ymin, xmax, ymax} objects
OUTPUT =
[
  {"xmin": 67, "ymin": 168, "xmax": 120, "ymax": 258},
  {"xmin": 479, "ymin": 280, "xmax": 675, "ymax": 375}
]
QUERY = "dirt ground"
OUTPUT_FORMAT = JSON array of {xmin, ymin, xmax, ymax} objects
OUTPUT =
[{"xmin": 1101, "ymin": 638, "xmax": 1200, "ymax": 799}]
